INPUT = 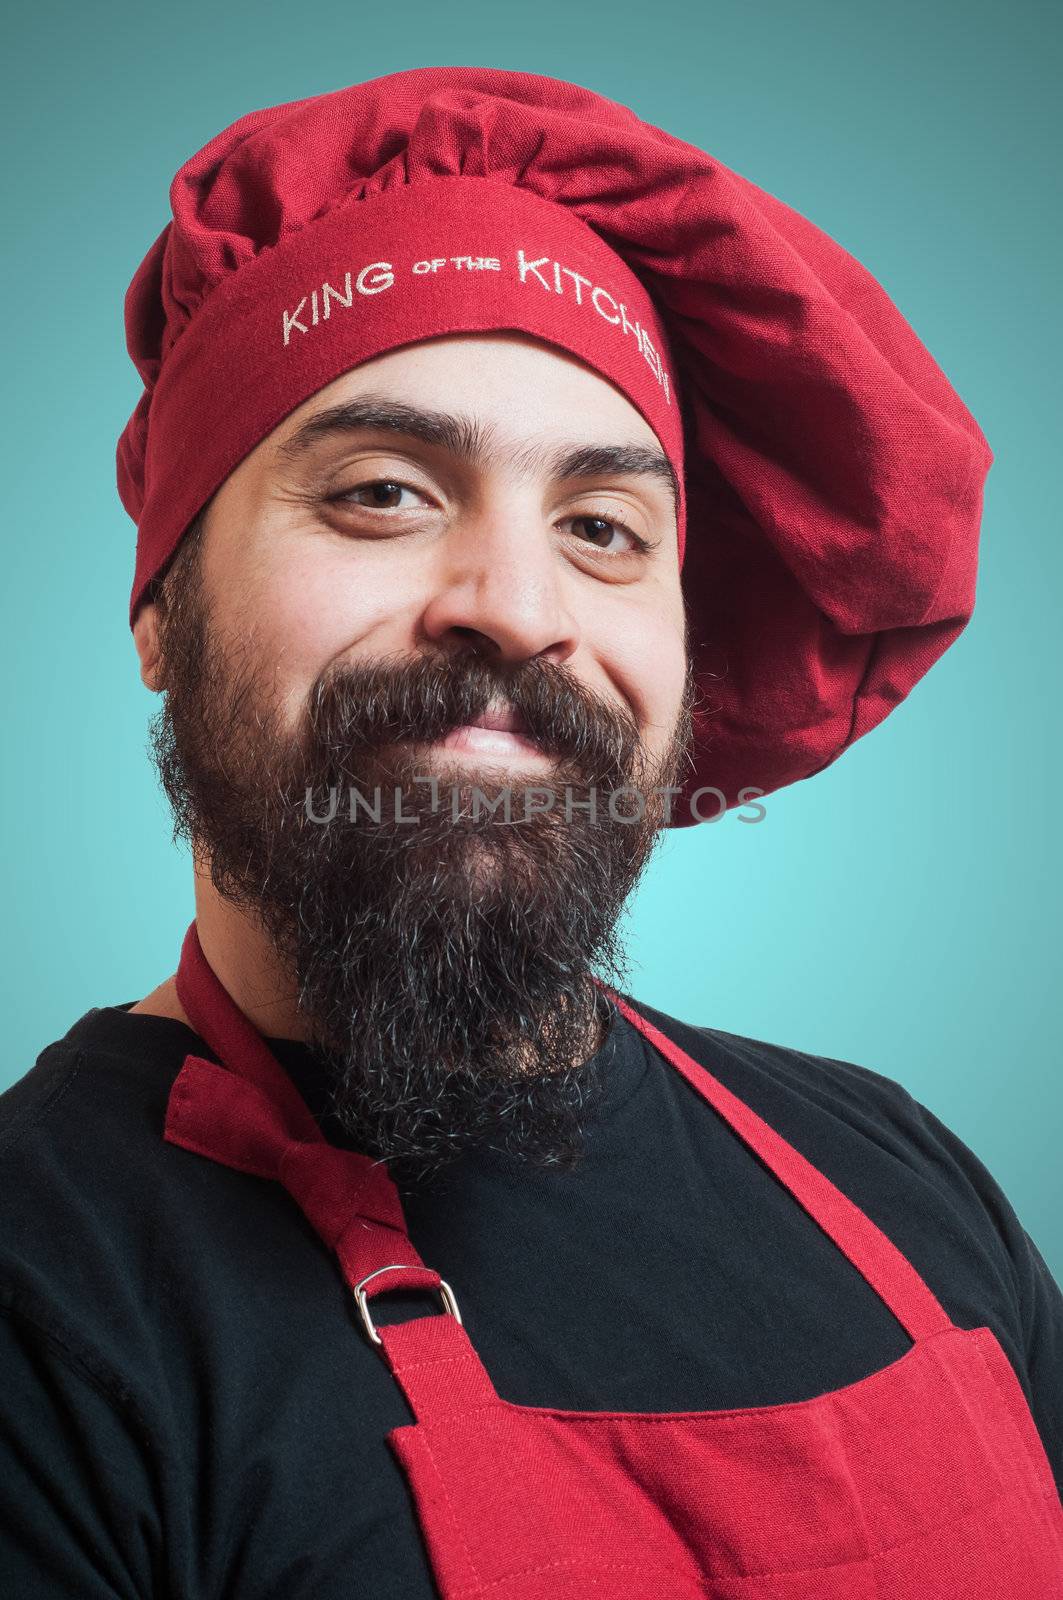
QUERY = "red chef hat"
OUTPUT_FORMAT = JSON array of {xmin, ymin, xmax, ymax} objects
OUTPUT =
[{"xmin": 117, "ymin": 66, "xmax": 992, "ymax": 828}]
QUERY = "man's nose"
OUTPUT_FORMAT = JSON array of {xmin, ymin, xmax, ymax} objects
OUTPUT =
[{"xmin": 419, "ymin": 512, "xmax": 581, "ymax": 665}]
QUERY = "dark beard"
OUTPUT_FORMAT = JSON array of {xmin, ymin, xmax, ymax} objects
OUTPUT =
[{"xmin": 147, "ymin": 533, "xmax": 695, "ymax": 1185}]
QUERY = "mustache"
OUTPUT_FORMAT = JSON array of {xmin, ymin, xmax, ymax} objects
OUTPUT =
[{"xmin": 301, "ymin": 651, "xmax": 645, "ymax": 779}]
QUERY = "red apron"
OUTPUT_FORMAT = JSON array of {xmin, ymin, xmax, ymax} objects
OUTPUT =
[{"xmin": 164, "ymin": 920, "xmax": 1063, "ymax": 1596}]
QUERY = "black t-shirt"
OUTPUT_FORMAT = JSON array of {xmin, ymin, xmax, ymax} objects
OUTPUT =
[{"xmin": 1, "ymin": 996, "xmax": 1061, "ymax": 1598}]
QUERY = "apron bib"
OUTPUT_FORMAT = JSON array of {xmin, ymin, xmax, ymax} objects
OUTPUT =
[{"xmin": 164, "ymin": 921, "xmax": 1063, "ymax": 1596}]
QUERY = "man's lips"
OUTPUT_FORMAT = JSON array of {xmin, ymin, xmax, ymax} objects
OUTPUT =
[
  {"xmin": 414, "ymin": 703, "xmax": 551, "ymax": 762},
  {"xmin": 436, "ymin": 724, "xmax": 546, "ymax": 758}
]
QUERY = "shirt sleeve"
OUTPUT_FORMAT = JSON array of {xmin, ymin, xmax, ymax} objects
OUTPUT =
[
  {"xmin": 0, "ymin": 1294, "xmax": 164, "ymax": 1598},
  {"xmin": 904, "ymin": 1095, "xmax": 1063, "ymax": 1503},
  {"xmin": 1013, "ymin": 1226, "xmax": 1063, "ymax": 1500}
]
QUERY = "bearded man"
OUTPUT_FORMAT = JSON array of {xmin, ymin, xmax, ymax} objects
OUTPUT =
[{"xmin": 2, "ymin": 67, "xmax": 1061, "ymax": 1600}]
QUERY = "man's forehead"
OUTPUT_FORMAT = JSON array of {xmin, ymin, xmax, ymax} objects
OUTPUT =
[{"xmin": 272, "ymin": 393, "xmax": 681, "ymax": 516}]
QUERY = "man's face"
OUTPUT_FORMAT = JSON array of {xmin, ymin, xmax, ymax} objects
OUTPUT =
[{"xmin": 142, "ymin": 332, "xmax": 693, "ymax": 1184}]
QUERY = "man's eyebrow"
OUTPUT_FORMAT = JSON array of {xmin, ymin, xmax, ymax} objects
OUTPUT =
[{"xmin": 275, "ymin": 396, "xmax": 680, "ymax": 515}]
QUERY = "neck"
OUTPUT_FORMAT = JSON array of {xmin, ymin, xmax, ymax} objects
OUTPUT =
[{"xmin": 129, "ymin": 858, "xmax": 307, "ymax": 1041}]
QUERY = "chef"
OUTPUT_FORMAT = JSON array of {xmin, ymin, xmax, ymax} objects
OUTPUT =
[{"xmin": 1, "ymin": 65, "xmax": 1060, "ymax": 1598}]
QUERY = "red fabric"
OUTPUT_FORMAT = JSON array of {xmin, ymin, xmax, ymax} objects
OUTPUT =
[
  {"xmin": 120, "ymin": 173, "xmax": 683, "ymax": 603},
  {"xmin": 166, "ymin": 920, "xmax": 1063, "ymax": 1593},
  {"xmin": 119, "ymin": 67, "xmax": 994, "ymax": 824}
]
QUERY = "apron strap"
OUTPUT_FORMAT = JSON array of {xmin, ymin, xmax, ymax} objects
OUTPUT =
[{"xmin": 166, "ymin": 920, "xmax": 504, "ymax": 1416}]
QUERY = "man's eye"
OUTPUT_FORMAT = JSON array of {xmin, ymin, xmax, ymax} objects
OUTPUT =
[
  {"xmin": 565, "ymin": 514, "xmax": 646, "ymax": 554},
  {"xmin": 331, "ymin": 479, "xmax": 428, "ymax": 510},
  {"xmin": 326, "ymin": 485, "xmax": 649, "ymax": 554}
]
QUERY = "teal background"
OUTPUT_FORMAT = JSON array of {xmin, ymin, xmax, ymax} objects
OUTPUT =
[{"xmin": 3, "ymin": 3, "xmax": 1060, "ymax": 1278}]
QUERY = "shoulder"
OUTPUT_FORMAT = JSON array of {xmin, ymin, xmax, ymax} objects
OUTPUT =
[
  {"xmin": 0, "ymin": 1009, "xmax": 226, "ymax": 1373},
  {"xmin": 621, "ymin": 996, "xmax": 929, "ymax": 1152},
  {"xmin": 621, "ymin": 995, "xmax": 1063, "ymax": 1347},
  {"xmin": 0, "ymin": 1011, "xmax": 192, "ymax": 1210},
  {"xmin": 634, "ymin": 999, "xmax": 1063, "ymax": 1497},
  {"xmin": 616, "ymin": 994, "xmax": 1042, "ymax": 1304},
  {"xmin": 0, "ymin": 1019, "xmax": 189, "ymax": 1592}
]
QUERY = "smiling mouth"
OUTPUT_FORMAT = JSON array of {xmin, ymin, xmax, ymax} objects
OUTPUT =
[
  {"xmin": 435, "ymin": 724, "xmax": 546, "ymax": 758},
  {"xmin": 417, "ymin": 703, "xmax": 551, "ymax": 761}
]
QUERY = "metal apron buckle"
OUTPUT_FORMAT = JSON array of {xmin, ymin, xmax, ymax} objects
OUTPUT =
[{"xmin": 353, "ymin": 1263, "xmax": 464, "ymax": 1347}]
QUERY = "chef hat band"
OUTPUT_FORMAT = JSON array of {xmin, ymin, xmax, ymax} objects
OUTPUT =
[{"xmin": 120, "ymin": 176, "xmax": 684, "ymax": 628}]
